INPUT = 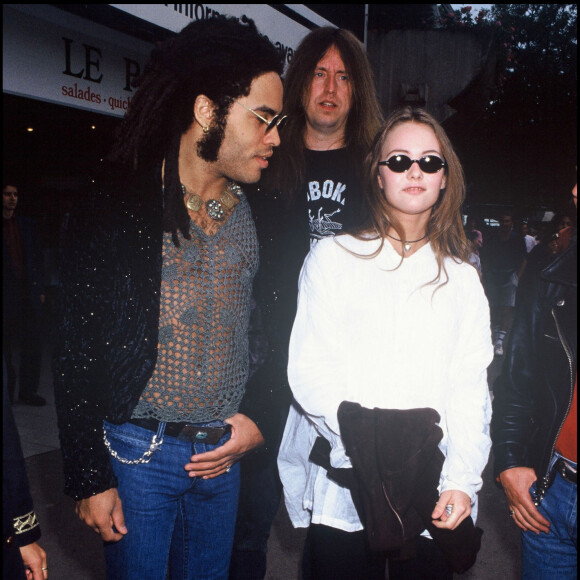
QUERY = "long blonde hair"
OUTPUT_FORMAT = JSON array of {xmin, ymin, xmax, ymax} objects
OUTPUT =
[{"xmin": 352, "ymin": 106, "xmax": 470, "ymax": 288}]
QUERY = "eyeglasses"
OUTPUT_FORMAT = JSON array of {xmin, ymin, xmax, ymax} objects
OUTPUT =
[
  {"xmin": 236, "ymin": 102, "xmax": 287, "ymax": 133},
  {"xmin": 378, "ymin": 154, "xmax": 447, "ymax": 174}
]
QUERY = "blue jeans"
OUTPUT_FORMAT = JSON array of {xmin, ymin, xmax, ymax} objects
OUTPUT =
[
  {"xmin": 522, "ymin": 454, "xmax": 577, "ymax": 580},
  {"xmin": 103, "ymin": 420, "xmax": 240, "ymax": 580}
]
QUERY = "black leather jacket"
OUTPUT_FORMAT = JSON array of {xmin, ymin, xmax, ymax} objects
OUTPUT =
[{"xmin": 491, "ymin": 235, "xmax": 577, "ymax": 500}]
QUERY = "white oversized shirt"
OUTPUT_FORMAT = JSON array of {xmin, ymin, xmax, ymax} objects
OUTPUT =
[{"xmin": 278, "ymin": 234, "xmax": 493, "ymax": 532}]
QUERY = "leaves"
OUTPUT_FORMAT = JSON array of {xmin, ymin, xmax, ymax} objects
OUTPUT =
[{"xmin": 444, "ymin": 4, "xmax": 577, "ymax": 210}]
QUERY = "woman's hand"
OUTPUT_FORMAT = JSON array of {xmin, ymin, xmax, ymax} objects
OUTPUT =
[{"xmin": 431, "ymin": 489, "xmax": 472, "ymax": 530}]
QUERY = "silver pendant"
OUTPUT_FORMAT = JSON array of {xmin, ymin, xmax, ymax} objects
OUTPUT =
[
  {"xmin": 206, "ymin": 199, "xmax": 225, "ymax": 221},
  {"xmin": 404, "ymin": 243, "xmax": 412, "ymax": 252}
]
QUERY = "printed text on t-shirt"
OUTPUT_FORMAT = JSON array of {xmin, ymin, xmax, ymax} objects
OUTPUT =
[{"xmin": 307, "ymin": 180, "xmax": 346, "ymax": 205}]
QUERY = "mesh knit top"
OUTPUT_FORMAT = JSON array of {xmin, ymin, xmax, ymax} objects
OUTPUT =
[{"xmin": 132, "ymin": 192, "xmax": 259, "ymax": 423}]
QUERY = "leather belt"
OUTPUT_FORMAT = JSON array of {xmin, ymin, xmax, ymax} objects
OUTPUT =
[
  {"xmin": 129, "ymin": 418, "xmax": 231, "ymax": 445},
  {"xmin": 554, "ymin": 457, "xmax": 577, "ymax": 485}
]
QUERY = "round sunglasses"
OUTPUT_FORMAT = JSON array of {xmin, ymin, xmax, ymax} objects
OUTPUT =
[
  {"xmin": 236, "ymin": 102, "xmax": 287, "ymax": 134},
  {"xmin": 378, "ymin": 154, "xmax": 446, "ymax": 174}
]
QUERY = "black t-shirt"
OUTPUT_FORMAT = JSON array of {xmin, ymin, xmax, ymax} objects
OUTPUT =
[
  {"xmin": 245, "ymin": 146, "xmax": 363, "ymax": 443},
  {"xmin": 303, "ymin": 148, "xmax": 364, "ymax": 247},
  {"xmin": 275, "ymin": 146, "xmax": 363, "ymax": 338},
  {"xmin": 253, "ymin": 146, "xmax": 363, "ymax": 351},
  {"xmin": 250, "ymin": 145, "xmax": 364, "ymax": 312}
]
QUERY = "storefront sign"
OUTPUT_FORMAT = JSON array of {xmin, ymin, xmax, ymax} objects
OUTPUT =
[
  {"xmin": 3, "ymin": 4, "xmax": 332, "ymax": 117},
  {"xmin": 111, "ymin": 4, "xmax": 334, "ymax": 67},
  {"xmin": 3, "ymin": 5, "xmax": 152, "ymax": 117}
]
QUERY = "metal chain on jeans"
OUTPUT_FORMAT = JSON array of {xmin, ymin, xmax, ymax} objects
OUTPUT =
[{"xmin": 103, "ymin": 429, "xmax": 163, "ymax": 465}]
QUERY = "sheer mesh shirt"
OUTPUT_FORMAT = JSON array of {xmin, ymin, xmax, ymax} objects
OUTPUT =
[{"xmin": 132, "ymin": 193, "xmax": 258, "ymax": 422}]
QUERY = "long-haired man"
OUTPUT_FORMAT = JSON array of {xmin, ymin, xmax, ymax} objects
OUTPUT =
[{"xmin": 230, "ymin": 26, "xmax": 383, "ymax": 579}]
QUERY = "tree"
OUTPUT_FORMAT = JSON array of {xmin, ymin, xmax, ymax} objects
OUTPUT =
[{"xmin": 442, "ymin": 5, "xmax": 577, "ymax": 213}]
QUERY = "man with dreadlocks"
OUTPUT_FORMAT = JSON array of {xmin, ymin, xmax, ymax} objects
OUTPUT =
[{"xmin": 53, "ymin": 16, "xmax": 284, "ymax": 580}]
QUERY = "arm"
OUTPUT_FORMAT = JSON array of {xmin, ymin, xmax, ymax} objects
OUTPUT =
[
  {"xmin": 53, "ymin": 195, "xmax": 118, "ymax": 500},
  {"xmin": 3, "ymin": 364, "xmax": 45, "ymax": 573},
  {"xmin": 491, "ymin": 264, "xmax": 540, "ymax": 476},
  {"xmin": 55, "ymin": 183, "xmax": 165, "ymax": 534},
  {"xmin": 491, "ymin": 260, "xmax": 551, "ymax": 533},
  {"xmin": 286, "ymin": 242, "xmax": 350, "ymax": 467},
  {"xmin": 441, "ymin": 269, "xmax": 494, "ymax": 511}
]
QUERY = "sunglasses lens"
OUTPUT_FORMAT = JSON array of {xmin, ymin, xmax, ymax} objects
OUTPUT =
[
  {"xmin": 386, "ymin": 155, "xmax": 412, "ymax": 172},
  {"xmin": 418, "ymin": 156, "xmax": 445, "ymax": 173},
  {"xmin": 381, "ymin": 155, "xmax": 445, "ymax": 173},
  {"xmin": 266, "ymin": 115, "xmax": 287, "ymax": 133}
]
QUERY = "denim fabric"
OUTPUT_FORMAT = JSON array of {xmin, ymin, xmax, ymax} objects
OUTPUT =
[
  {"xmin": 103, "ymin": 420, "xmax": 240, "ymax": 580},
  {"xmin": 522, "ymin": 454, "xmax": 577, "ymax": 580}
]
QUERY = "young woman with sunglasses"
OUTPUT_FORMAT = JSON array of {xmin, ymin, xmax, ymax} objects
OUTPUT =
[{"xmin": 278, "ymin": 106, "xmax": 493, "ymax": 579}]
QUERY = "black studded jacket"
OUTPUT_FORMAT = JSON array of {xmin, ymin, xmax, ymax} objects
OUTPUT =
[{"xmin": 491, "ymin": 234, "xmax": 577, "ymax": 500}]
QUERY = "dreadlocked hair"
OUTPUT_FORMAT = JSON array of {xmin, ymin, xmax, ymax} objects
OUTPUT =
[{"xmin": 107, "ymin": 15, "xmax": 284, "ymax": 245}]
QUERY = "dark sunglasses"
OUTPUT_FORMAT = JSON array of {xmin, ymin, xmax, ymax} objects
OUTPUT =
[
  {"xmin": 378, "ymin": 154, "xmax": 447, "ymax": 174},
  {"xmin": 236, "ymin": 102, "xmax": 288, "ymax": 134}
]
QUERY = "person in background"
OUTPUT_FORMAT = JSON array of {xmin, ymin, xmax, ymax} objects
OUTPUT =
[
  {"xmin": 546, "ymin": 210, "xmax": 575, "ymax": 255},
  {"xmin": 466, "ymin": 229, "xmax": 483, "ymax": 279},
  {"xmin": 481, "ymin": 211, "xmax": 527, "ymax": 357},
  {"xmin": 464, "ymin": 214, "xmax": 483, "ymax": 251},
  {"xmin": 230, "ymin": 27, "xmax": 383, "ymax": 580},
  {"xmin": 53, "ymin": 16, "xmax": 285, "ymax": 580},
  {"xmin": 555, "ymin": 212, "xmax": 574, "ymax": 231},
  {"xmin": 2, "ymin": 182, "xmax": 46, "ymax": 407},
  {"xmin": 3, "ymin": 357, "xmax": 48, "ymax": 580},
  {"xmin": 492, "ymin": 180, "xmax": 577, "ymax": 580},
  {"xmin": 278, "ymin": 106, "xmax": 492, "ymax": 580},
  {"xmin": 528, "ymin": 221, "xmax": 541, "ymax": 244},
  {"xmin": 518, "ymin": 219, "xmax": 538, "ymax": 254},
  {"xmin": 524, "ymin": 209, "xmax": 577, "ymax": 279}
]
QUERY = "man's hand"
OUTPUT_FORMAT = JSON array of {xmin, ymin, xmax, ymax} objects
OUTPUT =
[
  {"xmin": 499, "ymin": 467, "xmax": 550, "ymax": 534},
  {"xmin": 20, "ymin": 542, "xmax": 47, "ymax": 580},
  {"xmin": 431, "ymin": 489, "xmax": 472, "ymax": 530},
  {"xmin": 75, "ymin": 488, "xmax": 127, "ymax": 542},
  {"xmin": 184, "ymin": 413, "xmax": 264, "ymax": 479}
]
